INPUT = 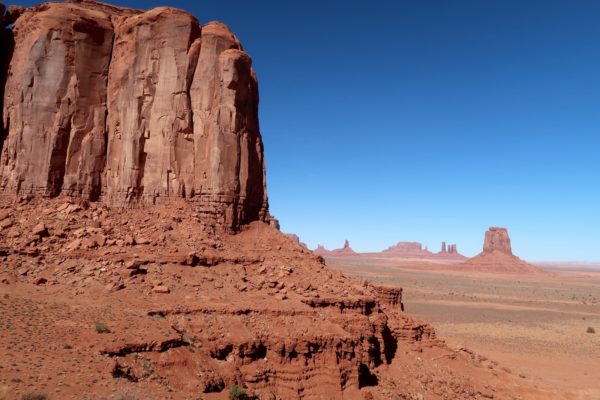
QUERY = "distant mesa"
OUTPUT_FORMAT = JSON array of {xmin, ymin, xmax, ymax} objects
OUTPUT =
[
  {"xmin": 460, "ymin": 227, "xmax": 542, "ymax": 273},
  {"xmin": 376, "ymin": 240, "xmax": 465, "ymax": 260},
  {"xmin": 383, "ymin": 241, "xmax": 427, "ymax": 255},
  {"xmin": 315, "ymin": 239, "xmax": 465, "ymax": 260},
  {"xmin": 313, "ymin": 240, "xmax": 358, "ymax": 257}
]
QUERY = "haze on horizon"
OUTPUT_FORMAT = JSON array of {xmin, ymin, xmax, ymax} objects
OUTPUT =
[{"xmin": 13, "ymin": 0, "xmax": 599, "ymax": 261}]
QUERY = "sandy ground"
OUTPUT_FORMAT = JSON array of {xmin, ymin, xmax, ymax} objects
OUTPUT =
[{"xmin": 328, "ymin": 257, "xmax": 600, "ymax": 400}]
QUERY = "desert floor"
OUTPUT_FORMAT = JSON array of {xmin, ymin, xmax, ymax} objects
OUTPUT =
[{"xmin": 328, "ymin": 257, "xmax": 600, "ymax": 400}]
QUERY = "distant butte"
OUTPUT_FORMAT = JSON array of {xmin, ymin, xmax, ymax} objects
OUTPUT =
[
  {"xmin": 313, "ymin": 239, "xmax": 359, "ymax": 257},
  {"xmin": 460, "ymin": 227, "xmax": 543, "ymax": 273},
  {"xmin": 315, "ymin": 239, "xmax": 466, "ymax": 260}
]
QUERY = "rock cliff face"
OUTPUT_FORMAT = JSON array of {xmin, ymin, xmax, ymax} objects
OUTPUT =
[
  {"xmin": 483, "ymin": 227, "xmax": 512, "ymax": 255},
  {"xmin": 0, "ymin": 3, "xmax": 9, "ymax": 154},
  {"xmin": 0, "ymin": 0, "xmax": 268, "ymax": 231}
]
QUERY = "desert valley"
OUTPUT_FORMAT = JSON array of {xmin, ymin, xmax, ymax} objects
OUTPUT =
[{"xmin": 321, "ymin": 228, "xmax": 600, "ymax": 399}]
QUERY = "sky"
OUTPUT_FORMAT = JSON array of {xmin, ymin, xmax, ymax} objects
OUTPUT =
[{"xmin": 13, "ymin": 0, "xmax": 600, "ymax": 261}]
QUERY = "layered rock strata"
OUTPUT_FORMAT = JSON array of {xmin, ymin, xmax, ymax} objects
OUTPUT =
[{"xmin": 0, "ymin": 0, "xmax": 268, "ymax": 231}]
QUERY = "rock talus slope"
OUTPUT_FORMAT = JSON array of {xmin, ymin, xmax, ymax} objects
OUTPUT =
[
  {"xmin": 0, "ymin": 197, "xmax": 551, "ymax": 399},
  {"xmin": 0, "ymin": 0, "xmax": 267, "ymax": 231}
]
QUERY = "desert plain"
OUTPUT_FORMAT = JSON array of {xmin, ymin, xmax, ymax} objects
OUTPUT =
[{"xmin": 328, "ymin": 256, "xmax": 600, "ymax": 400}]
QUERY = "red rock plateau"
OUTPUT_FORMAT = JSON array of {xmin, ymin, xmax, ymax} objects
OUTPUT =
[
  {"xmin": 376, "ymin": 241, "xmax": 466, "ymax": 261},
  {"xmin": 0, "ymin": 1, "xmax": 553, "ymax": 399},
  {"xmin": 460, "ymin": 227, "xmax": 543, "ymax": 273}
]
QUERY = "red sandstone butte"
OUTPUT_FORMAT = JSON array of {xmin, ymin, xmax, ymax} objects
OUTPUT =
[
  {"xmin": 461, "ymin": 227, "xmax": 543, "ymax": 273},
  {"xmin": 313, "ymin": 239, "xmax": 359, "ymax": 257}
]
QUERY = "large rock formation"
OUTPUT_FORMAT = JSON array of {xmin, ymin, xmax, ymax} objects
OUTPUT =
[
  {"xmin": 313, "ymin": 239, "xmax": 359, "ymax": 257},
  {"xmin": 342, "ymin": 240, "xmax": 466, "ymax": 260},
  {"xmin": 437, "ymin": 241, "xmax": 462, "ymax": 258},
  {"xmin": 461, "ymin": 227, "xmax": 542, "ymax": 273},
  {"xmin": 483, "ymin": 227, "xmax": 512, "ymax": 255},
  {"xmin": 383, "ymin": 241, "xmax": 425, "ymax": 254},
  {"xmin": 0, "ymin": 0, "xmax": 268, "ymax": 231}
]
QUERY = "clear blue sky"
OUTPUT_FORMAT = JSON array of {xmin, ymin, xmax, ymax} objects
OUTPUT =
[{"xmin": 13, "ymin": 1, "xmax": 600, "ymax": 261}]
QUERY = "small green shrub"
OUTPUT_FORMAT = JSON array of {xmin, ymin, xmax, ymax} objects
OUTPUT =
[
  {"xmin": 21, "ymin": 393, "xmax": 48, "ymax": 400},
  {"xmin": 95, "ymin": 321, "xmax": 110, "ymax": 334},
  {"xmin": 63, "ymin": 343, "xmax": 72, "ymax": 349},
  {"xmin": 228, "ymin": 384, "xmax": 247, "ymax": 400},
  {"xmin": 587, "ymin": 327, "xmax": 596, "ymax": 334}
]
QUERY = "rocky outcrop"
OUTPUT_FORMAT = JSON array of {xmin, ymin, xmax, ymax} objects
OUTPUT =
[
  {"xmin": 0, "ymin": 196, "xmax": 457, "ymax": 400},
  {"xmin": 461, "ymin": 227, "xmax": 542, "ymax": 273},
  {"xmin": 285, "ymin": 233, "xmax": 307, "ymax": 248},
  {"xmin": 0, "ymin": 0, "xmax": 268, "ymax": 231},
  {"xmin": 313, "ymin": 240, "xmax": 358, "ymax": 257},
  {"xmin": 383, "ymin": 241, "xmax": 424, "ymax": 254},
  {"xmin": 438, "ymin": 242, "xmax": 460, "ymax": 257}
]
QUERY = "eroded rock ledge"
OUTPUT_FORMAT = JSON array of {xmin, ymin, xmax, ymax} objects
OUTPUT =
[{"xmin": 0, "ymin": 0, "xmax": 268, "ymax": 231}]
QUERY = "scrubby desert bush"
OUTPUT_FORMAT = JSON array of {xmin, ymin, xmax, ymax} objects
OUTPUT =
[
  {"xmin": 228, "ymin": 384, "xmax": 247, "ymax": 400},
  {"xmin": 587, "ymin": 327, "xmax": 596, "ymax": 334},
  {"xmin": 95, "ymin": 321, "xmax": 110, "ymax": 333},
  {"xmin": 0, "ymin": 386, "xmax": 12, "ymax": 400},
  {"xmin": 21, "ymin": 393, "xmax": 48, "ymax": 400}
]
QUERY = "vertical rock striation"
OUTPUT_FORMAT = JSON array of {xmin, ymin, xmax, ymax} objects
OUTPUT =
[
  {"xmin": 0, "ymin": 2, "xmax": 7, "ymax": 154},
  {"xmin": 0, "ymin": 0, "xmax": 268, "ymax": 231},
  {"xmin": 0, "ymin": 2, "xmax": 115, "ymax": 199},
  {"xmin": 105, "ymin": 7, "xmax": 201, "ymax": 203},
  {"xmin": 483, "ymin": 227, "xmax": 512, "ymax": 255}
]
